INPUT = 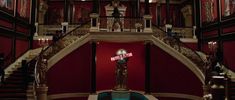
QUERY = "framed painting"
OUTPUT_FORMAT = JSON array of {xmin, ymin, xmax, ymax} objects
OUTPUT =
[
  {"xmin": 0, "ymin": 0, "xmax": 15, "ymax": 15},
  {"xmin": 221, "ymin": 0, "xmax": 235, "ymax": 20},
  {"xmin": 201, "ymin": 0, "xmax": 218, "ymax": 24},
  {"xmin": 17, "ymin": 0, "xmax": 31, "ymax": 22}
]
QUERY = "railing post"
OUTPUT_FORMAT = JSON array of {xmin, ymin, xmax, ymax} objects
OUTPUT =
[
  {"xmin": 36, "ymin": 84, "xmax": 48, "ymax": 100},
  {"xmin": 61, "ymin": 22, "xmax": 69, "ymax": 33},
  {"xmin": 143, "ymin": 15, "xmax": 152, "ymax": 32},
  {"xmin": 34, "ymin": 22, "xmax": 39, "ymax": 36},
  {"xmin": 35, "ymin": 57, "xmax": 48, "ymax": 100},
  {"xmin": 90, "ymin": 13, "xmax": 99, "ymax": 32},
  {"xmin": 193, "ymin": 26, "xmax": 197, "ymax": 39}
]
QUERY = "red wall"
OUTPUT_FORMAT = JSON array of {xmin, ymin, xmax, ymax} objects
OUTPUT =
[
  {"xmin": 0, "ymin": 19, "xmax": 13, "ymax": 29},
  {"xmin": 160, "ymin": 4, "xmax": 182, "ymax": 26},
  {"xmin": 223, "ymin": 26, "xmax": 235, "ymax": 33},
  {"xmin": 184, "ymin": 43, "xmax": 197, "ymax": 51},
  {"xmin": 0, "ymin": 36, "xmax": 13, "ymax": 68},
  {"xmin": 47, "ymin": 43, "xmax": 92, "ymax": 94},
  {"xmin": 0, "ymin": 36, "xmax": 12, "ymax": 57},
  {"xmin": 15, "ymin": 39, "xmax": 29, "ymax": 58},
  {"xmin": 96, "ymin": 42, "xmax": 145, "ymax": 91},
  {"xmin": 47, "ymin": 41, "xmax": 203, "ymax": 97},
  {"xmin": 203, "ymin": 30, "xmax": 218, "ymax": 37},
  {"xmin": 150, "ymin": 45, "xmax": 203, "ymax": 96},
  {"xmin": 223, "ymin": 41, "xmax": 235, "ymax": 71},
  {"xmin": 16, "ymin": 24, "xmax": 30, "ymax": 34}
]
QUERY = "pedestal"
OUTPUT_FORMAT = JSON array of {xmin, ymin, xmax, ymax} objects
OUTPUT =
[
  {"xmin": 36, "ymin": 85, "xmax": 48, "ymax": 100},
  {"xmin": 143, "ymin": 15, "xmax": 152, "ymax": 32}
]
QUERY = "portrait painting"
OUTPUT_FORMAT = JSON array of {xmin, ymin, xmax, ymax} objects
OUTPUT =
[
  {"xmin": 0, "ymin": 0, "xmax": 14, "ymax": 12},
  {"xmin": 17, "ymin": 0, "xmax": 31, "ymax": 18}
]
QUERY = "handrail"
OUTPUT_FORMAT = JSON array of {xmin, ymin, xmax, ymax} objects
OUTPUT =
[
  {"xmin": 152, "ymin": 24, "xmax": 207, "ymax": 75},
  {"xmin": 34, "ymin": 21, "xmax": 90, "ymax": 86}
]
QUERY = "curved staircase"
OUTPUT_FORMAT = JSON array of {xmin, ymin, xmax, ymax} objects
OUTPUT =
[
  {"xmin": 0, "ymin": 49, "xmax": 39, "ymax": 100},
  {"xmin": 1, "ymin": 22, "xmax": 209, "ymax": 99}
]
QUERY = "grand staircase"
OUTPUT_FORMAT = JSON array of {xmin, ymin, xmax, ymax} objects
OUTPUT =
[
  {"xmin": 3, "ymin": 19, "xmax": 234, "ymax": 99},
  {"xmin": 0, "ymin": 53, "xmax": 38, "ymax": 100}
]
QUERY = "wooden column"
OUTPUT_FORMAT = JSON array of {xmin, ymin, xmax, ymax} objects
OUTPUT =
[
  {"xmin": 166, "ymin": 0, "xmax": 170, "ymax": 24},
  {"xmin": 144, "ymin": 0, "xmax": 150, "ymax": 15},
  {"xmin": 145, "ymin": 42, "xmax": 151, "ymax": 94},
  {"xmin": 91, "ymin": 42, "xmax": 97, "ymax": 93},
  {"xmin": 195, "ymin": 0, "xmax": 202, "ymax": 51}
]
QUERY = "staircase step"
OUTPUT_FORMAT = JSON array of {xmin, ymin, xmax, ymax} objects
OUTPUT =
[
  {"xmin": 0, "ymin": 88, "xmax": 25, "ymax": 93},
  {"xmin": 0, "ymin": 84, "xmax": 26, "ymax": 88},
  {"xmin": 0, "ymin": 93, "xmax": 27, "ymax": 98},
  {"xmin": 4, "ymin": 80, "xmax": 24, "ymax": 84},
  {"xmin": 0, "ymin": 98, "xmax": 27, "ymax": 100}
]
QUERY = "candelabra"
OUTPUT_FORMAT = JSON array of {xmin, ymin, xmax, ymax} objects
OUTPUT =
[
  {"xmin": 208, "ymin": 41, "xmax": 217, "ymax": 56},
  {"xmin": 38, "ymin": 37, "xmax": 49, "ymax": 47}
]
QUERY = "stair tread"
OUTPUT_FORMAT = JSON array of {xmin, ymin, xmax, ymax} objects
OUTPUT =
[
  {"xmin": 0, "ymin": 98, "xmax": 27, "ymax": 100},
  {"xmin": 0, "ymin": 93, "xmax": 26, "ymax": 97},
  {"xmin": 0, "ymin": 88, "xmax": 25, "ymax": 92}
]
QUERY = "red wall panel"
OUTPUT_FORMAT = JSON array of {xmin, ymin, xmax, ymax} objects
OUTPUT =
[
  {"xmin": 0, "ymin": 36, "xmax": 12, "ymax": 56},
  {"xmin": 159, "ymin": 4, "xmax": 182, "ymax": 26},
  {"xmin": 0, "ymin": 36, "xmax": 12, "ymax": 68},
  {"xmin": 183, "ymin": 43, "xmax": 197, "ymax": 51},
  {"xmin": 0, "ymin": 19, "xmax": 13, "ymax": 29},
  {"xmin": 203, "ymin": 30, "xmax": 218, "ymax": 37},
  {"xmin": 16, "ymin": 24, "xmax": 29, "ymax": 34},
  {"xmin": 223, "ymin": 26, "xmax": 235, "ymax": 33},
  {"xmin": 47, "ymin": 1, "xmax": 64, "ymax": 24},
  {"xmin": 223, "ymin": 41, "xmax": 235, "ymax": 71},
  {"xmin": 47, "ymin": 43, "xmax": 92, "ymax": 94},
  {"xmin": 150, "ymin": 45, "xmax": 203, "ymax": 96},
  {"xmin": 15, "ymin": 39, "xmax": 29, "ymax": 58},
  {"xmin": 72, "ymin": 2, "xmax": 93, "ymax": 24},
  {"xmin": 202, "ymin": 42, "xmax": 210, "ymax": 55}
]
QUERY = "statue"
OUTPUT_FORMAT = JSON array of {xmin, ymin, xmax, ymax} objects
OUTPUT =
[
  {"xmin": 35, "ymin": 54, "xmax": 48, "ymax": 86},
  {"xmin": 230, "ymin": 0, "xmax": 235, "ymax": 14},
  {"xmin": 111, "ymin": 49, "xmax": 132, "ymax": 90},
  {"xmin": 112, "ymin": 7, "xmax": 123, "ymax": 31},
  {"xmin": 224, "ymin": 0, "xmax": 230, "ymax": 16},
  {"xmin": 38, "ymin": 0, "xmax": 48, "ymax": 24}
]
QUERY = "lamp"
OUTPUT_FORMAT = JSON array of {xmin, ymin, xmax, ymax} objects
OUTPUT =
[{"xmin": 38, "ymin": 37, "xmax": 49, "ymax": 47}]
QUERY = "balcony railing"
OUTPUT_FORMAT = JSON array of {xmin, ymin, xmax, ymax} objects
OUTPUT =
[{"xmin": 99, "ymin": 16, "xmax": 144, "ymax": 32}]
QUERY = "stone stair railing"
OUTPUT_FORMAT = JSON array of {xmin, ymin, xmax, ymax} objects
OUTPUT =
[
  {"xmin": 33, "ymin": 21, "xmax": 90, "ymax": 100},
  {"xmin": 152, "ymin": 25, "xmax": 207, "ymax": 76}
]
